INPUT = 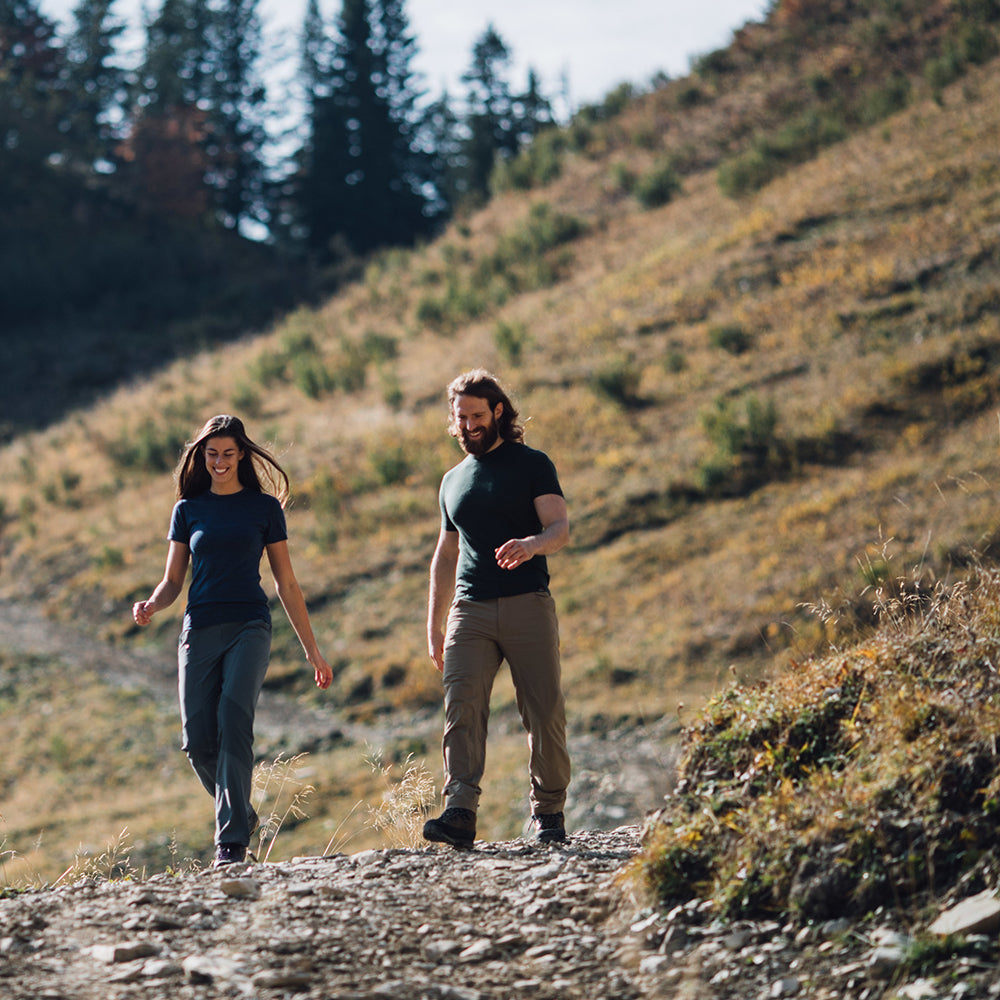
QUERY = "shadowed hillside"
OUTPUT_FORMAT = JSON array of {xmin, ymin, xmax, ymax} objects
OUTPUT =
[{"xmin": 1, "ymin": 0, "xmax": 1000, "ymax": 880}]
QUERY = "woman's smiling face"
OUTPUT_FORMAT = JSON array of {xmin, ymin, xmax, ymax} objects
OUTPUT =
[{"xmin": 203, "ymin": 435, "xmax": 245, "ymax": 493}]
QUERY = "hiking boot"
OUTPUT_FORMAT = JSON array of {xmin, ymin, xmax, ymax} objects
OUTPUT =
[
  {"xmin": 213, "ymin": 842, "xmax": 247, "ymax": 867},
  {"xmin": 532, "ymin": 812, "xmax": 566, "ymax": 844},
  {"xmin": 423, "ymin": 807, "xmax": 476, "ymax": 848}
]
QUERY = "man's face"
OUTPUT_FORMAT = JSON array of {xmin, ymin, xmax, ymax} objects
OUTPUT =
[{"xmin": 453, "ymin": 394, "xmax": 502, "ymax": 456}]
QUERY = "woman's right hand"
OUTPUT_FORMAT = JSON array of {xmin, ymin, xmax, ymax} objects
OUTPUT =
[{"xmin": 132, "ymin": 600, "xmax": 154, "ymax": 626}]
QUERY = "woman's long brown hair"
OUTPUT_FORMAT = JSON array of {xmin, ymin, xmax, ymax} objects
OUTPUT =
[{"xmin": 176, "ymin": 414, "xmax": 290, "ymax": 507}]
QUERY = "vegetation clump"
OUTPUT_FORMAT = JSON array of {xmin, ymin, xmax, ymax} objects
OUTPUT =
[{"xmin": 636, "ymin": 563, "xmax": 1000, "ymax": 923}]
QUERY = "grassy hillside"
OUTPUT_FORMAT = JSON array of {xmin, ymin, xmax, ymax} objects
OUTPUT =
[
  {"xmin": 636, "ymin": 565, "xmax": 1000, "ymax": 928},
  {"xmin": 2, "ymin": 0, "xmax": 1000, "ymax": 880}
]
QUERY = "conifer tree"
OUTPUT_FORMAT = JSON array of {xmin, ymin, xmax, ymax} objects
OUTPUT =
[
  {"xmin": 122, "ymin": 0, "xmax": 212, "ymax": 219},
  {"xmin": 454, "ymin": 26, "xmax": 553, "ymax": 205},
  {"xmin": 203, "ymin": 0, "xmax": 269, "ymax": 230},
  {"xmin": 458, "ymin": 24, "xmax": 517, "ymax": 205},
  {"xmin": 61, "ymin": 0, "xmax": 127, "ymax": 170},
  {"xmin": 296, "ymin": 0, "xmax": 432, "ymax": 258},
  {"xmin": 0, "ymin": 0, "xmax": 63, "ymax": 172}
]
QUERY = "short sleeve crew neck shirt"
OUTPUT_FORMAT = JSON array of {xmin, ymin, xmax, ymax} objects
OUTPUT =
[
  {"xmin": 168, "ymin": 489, "xmax": 287, "ymax": 629},
  {"xmin": 439, "ymin": 440, "xmax": 563, "ymax": 600}
]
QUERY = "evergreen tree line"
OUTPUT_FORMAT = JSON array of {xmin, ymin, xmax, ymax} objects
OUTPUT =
[{"xmin": 1, "ymin": 0, "xmax": 559, "ymax": 326}]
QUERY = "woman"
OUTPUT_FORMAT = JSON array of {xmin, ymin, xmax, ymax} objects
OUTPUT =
[{"xmin": 133, "ymin": 414, "xmax": 333, "ymax": 867}]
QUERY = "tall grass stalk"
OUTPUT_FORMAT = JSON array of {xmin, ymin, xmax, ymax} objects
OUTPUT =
[
  {"xmin": 365, "ymin": 748, "xmax": 436, "ymax": 849},
  {"xmin": 54, "ymin": 827, "xmax": 136, "ymax": 886},
  {"xmin": 252, "ymin": 753, "xmax": 316, "ymax": 863}
]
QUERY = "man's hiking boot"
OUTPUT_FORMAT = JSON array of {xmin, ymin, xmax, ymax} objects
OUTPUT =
[
  {"xmin": 532, "ymin": 811, "xmax": 567, "ymax": 844},
  {"xmin": 213, "ymin": 842, "xmax": 247, "ymax": 867},
  {"xmin": 423, "ymin": 807, "xmax": 476, "ymax": 848}
]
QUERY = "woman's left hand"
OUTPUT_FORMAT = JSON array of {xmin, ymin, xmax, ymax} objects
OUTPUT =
[{"xmin": 310, "ymin": 654, "xmax": 334, "ymax": 690}]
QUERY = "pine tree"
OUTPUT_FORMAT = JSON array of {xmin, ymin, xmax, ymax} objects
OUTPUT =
[
  {"xmin": 121, "ymin": 0, "xmax": 212, "ymax": 219},
  {"xmin": 203, "ymin": 0, "xmax": 269, "ymax": 230},
  {"xmin": 295, "ymin": 0, "xmax": 433, "ymax": 258},
  {"xmin": 458, "ymin": 23, "xmax": 518, "ymax": 205},
  {"xmin": 0, "ymin": 0, "xmax": 64, "ymax": 173},
  {"xmin": 61, "ymin": 0, "xmax": 128, "ymax": 170},
  {"xmin": 455, "ymin": 26, "xmax": 554, "ymax": 206}
]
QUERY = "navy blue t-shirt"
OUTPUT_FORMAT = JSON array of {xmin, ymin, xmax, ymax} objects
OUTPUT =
[
  {"xmin": 439, "ymin": 440, "xmax": 563, "ymax": 600},
  {"xmin": 168, "ymin": 489, "xmax": 287, "ymax": 629}
]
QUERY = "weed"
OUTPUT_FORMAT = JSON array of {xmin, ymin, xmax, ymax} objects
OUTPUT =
[
  {"xmin": 54, "ymin": 827, "xmax": 136, "ymax": 886},
  {"xmin": 364, "ymin": 748, "xmax": 436, "ymax": 849},
  {"xmin": 251, "ymin": 753, "xmax": 316, "ymax": 863}
]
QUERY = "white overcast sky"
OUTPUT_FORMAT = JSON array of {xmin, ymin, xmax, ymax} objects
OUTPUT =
[{"xmin": 42, "ymin": 0, "xmax": 770, "ymax": 108}]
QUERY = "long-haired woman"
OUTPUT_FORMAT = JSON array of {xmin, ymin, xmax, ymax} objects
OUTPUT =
[{"xmin": 133, "ymin": 414, "xmax": 333, "ymax": 867}]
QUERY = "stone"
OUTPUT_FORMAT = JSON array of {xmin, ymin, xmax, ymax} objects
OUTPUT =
[
  {"xmin": 928, "ymin": 890, "xmax": 1000, "ymax": 937},
  {"xmin": 219, "ymin": 877, "xmax": 260, "ymax": 899},
  {"xmin": 90, "ymin": 941, "xmax": 160, "ymax": 963}
]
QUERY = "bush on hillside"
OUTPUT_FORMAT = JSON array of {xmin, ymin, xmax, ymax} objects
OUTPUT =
[
  {"xmin": 634, "ymin": 158, "xmax": 683, "ymax": 209},
  {"xmin": 635, "ymin": 563, "xmax": 1000, "ymax": 922},
  {"xmin": 718, "ymin": 111, "xmax": 849, "ymax": 198}
]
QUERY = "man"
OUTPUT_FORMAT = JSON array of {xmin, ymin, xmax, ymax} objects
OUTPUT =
[{"xmin": 424, "ymin": 369, "xmax": 572, "ymax": 848}]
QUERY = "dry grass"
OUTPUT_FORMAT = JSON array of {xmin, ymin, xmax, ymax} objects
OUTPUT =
[
  {"xmin": 1, "ymin": 4, "xmax": 1000, "ymax": 879},
  {"xmin": 635, "ymin": 558, "xmax": 1000, "ymax": 923}
]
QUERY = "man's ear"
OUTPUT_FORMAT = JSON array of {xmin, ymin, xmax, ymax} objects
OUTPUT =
[{"xmin": 494, "ymin": 402, "xmax": 504, "ymax": 421}]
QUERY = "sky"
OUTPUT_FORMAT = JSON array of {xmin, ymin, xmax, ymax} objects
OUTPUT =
[{"xmin": 41, "ymin": 0, "xmax": 771, "ymax": 110}]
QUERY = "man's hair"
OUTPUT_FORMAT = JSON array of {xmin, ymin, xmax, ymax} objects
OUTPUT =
[{"xmin": 447, "ymin": 369, "xmax": 524, "ymax": 443}]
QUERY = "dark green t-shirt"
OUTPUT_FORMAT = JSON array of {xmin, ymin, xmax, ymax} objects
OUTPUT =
[{"xmin": 439, "ymin": 440, "xmax": 564, "ymax": 600}]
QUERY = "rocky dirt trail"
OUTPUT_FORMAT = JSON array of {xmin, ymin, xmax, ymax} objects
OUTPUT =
[
  {"xmin": 2, "ymin": 600, "xmax": 998, "ymax": 998},
  {"xmin": 1, "ymin": 822, "xmax": 988, "ymax": 1000}
]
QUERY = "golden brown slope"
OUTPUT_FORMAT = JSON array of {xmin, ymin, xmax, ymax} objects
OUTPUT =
[{"xmin": 1, "ymin": 47, "xmax": 1000, "ymax": 863}]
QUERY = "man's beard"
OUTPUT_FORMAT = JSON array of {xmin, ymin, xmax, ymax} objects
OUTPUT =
[{"xmin": 459, "ymin": 418, "xmax": 500, "ymax": 456}]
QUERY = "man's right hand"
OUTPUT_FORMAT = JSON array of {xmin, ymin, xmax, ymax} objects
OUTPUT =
[{"xmin": 428, "ymin": 629, "xmax": 445, "ymax": 673}]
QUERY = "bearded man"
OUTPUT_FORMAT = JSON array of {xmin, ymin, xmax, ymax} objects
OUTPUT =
[{"xmin": 423, "ymin": 369, "xmax": 572, "ymax": 848}]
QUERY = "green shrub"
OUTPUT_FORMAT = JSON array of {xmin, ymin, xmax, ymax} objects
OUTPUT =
[
  {"xmin": 492, "ymin": 130, "xmax": 564, "ymax": 193},
  {"xmin": 610, "ymin": 163, "xmax": 637, "ymax": 195},
  {"xmin": 247, "ymin": 349, "xmax": 289, "ymax": 387},
  {"xmin": 333, "ymin": 339, "xmax": 369, "ymax": 393},
  {"xmin": 590, "ymin": 358, "xmax": 644, "ymax": 409},
  {"xmin": 293, "ymin": 355, "xmax": 335, "ymax": 399},
  {"xmin": 361, "ymin": 331, "xmax": 398, "ymax": 364},
  {"xmin": 379, "ymin": 370, "xmax": 404, "ymax": 410},
  {"xmin": 664, "ymin": 349, "xmax": 687, "ymax": 374},
  {"xmin": 958, "ymin": 20, "xmax": 1000, "ymax": 62},
  {"xmin": 415, "ymin": 294, "xmax": 450, "ymax": 330},
  {"xmin": 635, "ymin": 158, "xmax": 682, "ymax": 209},
  {"xmin": 859, "ymin": 72, "xmax": 911, "ymax": 125},
  {"xmin": 494, "ymin": 320, "xmax": 530, "ymax": 366},
  {"xmin": 230, "ymin": 381, "xmax": 262, "ymax": 417},
  {"xmin": 111, "ymin": 419, "xmax": 188, "ymax": 472},
  {"xmin": 370, "ymin": 445, "xmax": 411, "ymax": 486},
  {"xmin": 709, "ymin": 324, "xmax": 753, "ymax": 355},
  {"xmin": 925, "ymin": 48, "xmax": 964, "ymax": 100},
  {"xmin": 718, "ymin": 111, "xmax": 848, "ymax": 198}
]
